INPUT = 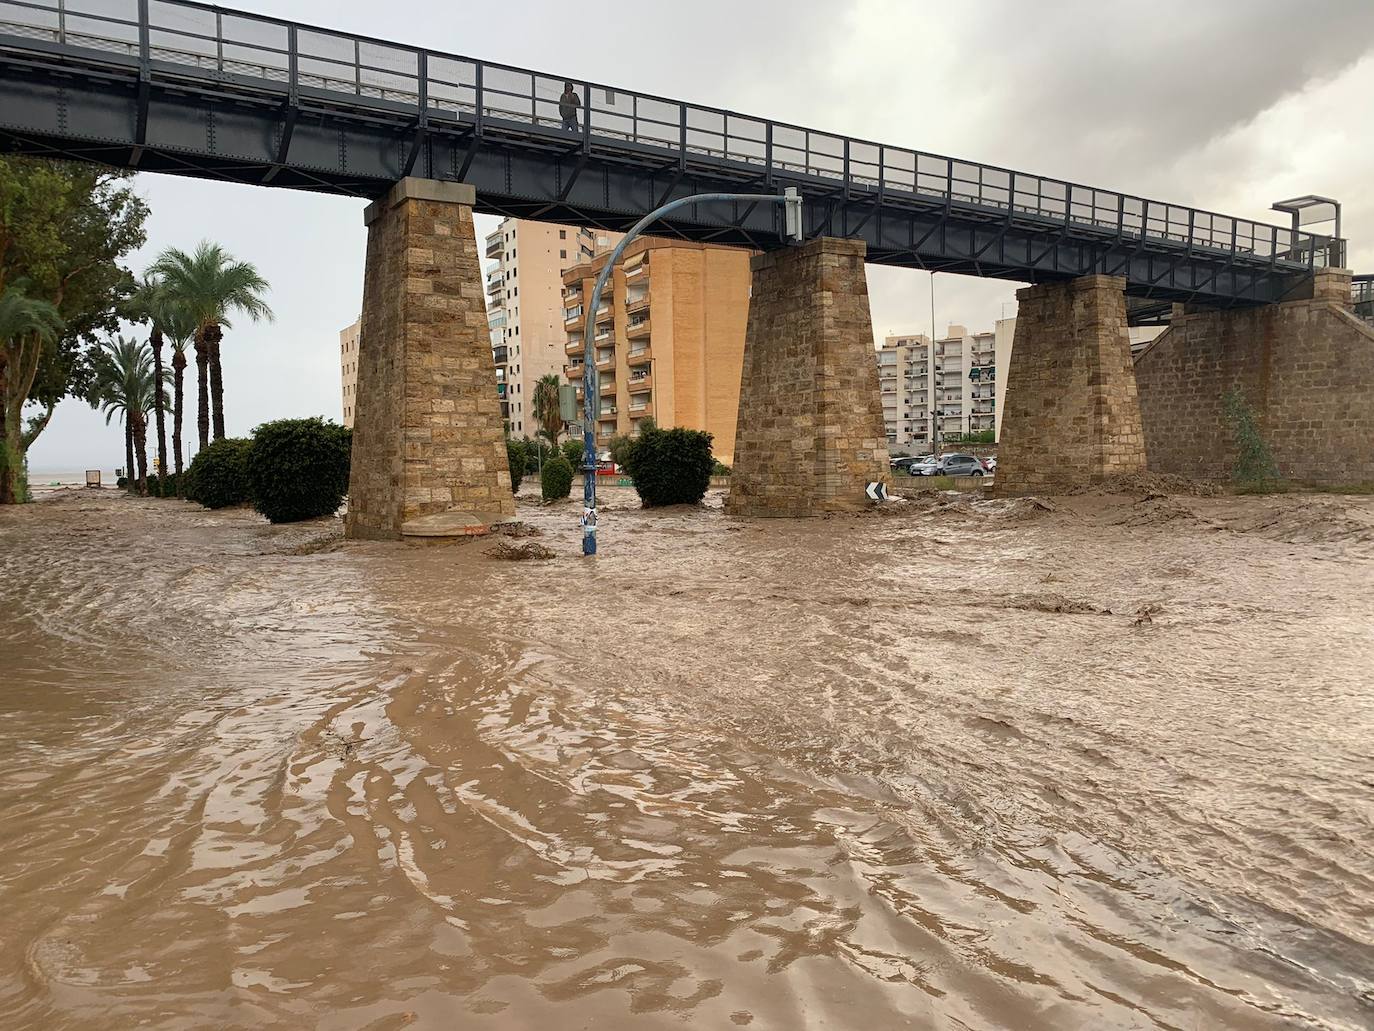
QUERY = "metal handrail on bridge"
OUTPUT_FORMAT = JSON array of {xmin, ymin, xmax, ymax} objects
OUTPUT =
[{"xmin": 0, "ymin": 0, "xmax": 1342, "ymax": 275}]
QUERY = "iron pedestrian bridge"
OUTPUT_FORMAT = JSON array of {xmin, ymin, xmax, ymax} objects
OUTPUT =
[{"xmin": 0, "ymin": 0, "xmax": 1344, "ymax": 312}]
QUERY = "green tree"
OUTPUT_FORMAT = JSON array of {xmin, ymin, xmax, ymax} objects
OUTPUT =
[
  {"xmin": 560, "ymin": 437, "xmax": 584, "ymax": 468},
  {"xmin": 128, "ymin": 275, "xmax": 174, "ymax": 494},
  {"xmin": 150, "ymin": 242, "xmax": 273, "ymax": 448},
  {"xmin": 0, "ymin": 157, "xmax": 148, "ymax": 504},
  {"xmin": 90, "ymin": 336, "xmax": 163, "ymax": 495},
  {"xmin": 0, "ymin": 283, "xmax": 65, "ymax": 498},
  {"xmin": 506, "ymin": 437, "xmax": 527, "ymax": 494},
  {"xmin": 532, "ymin": 372, "xmax": 563, "ymax": 446}
]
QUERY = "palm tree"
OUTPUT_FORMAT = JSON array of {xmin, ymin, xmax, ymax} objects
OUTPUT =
[
  {"xmin": 129, "ymin": 276, "xmax": 169, "ymax": 494},
  {"xmin": 163, "ymin": 306, "xmax": 195, "ymax": 497},
  {"xmin": 0, "ymin": 283, "xmax": 65, "ymax": 505},
  {"xmin": 90, "ymin": 336, "xmax": 163, "ymax": 495},
  {"xmin": 150, "ymin": 242, "xmax": 273, "ymax": 447},
  {"xmin": 533, "ymin": 373, "xmax": 563, "ymax": 448}
]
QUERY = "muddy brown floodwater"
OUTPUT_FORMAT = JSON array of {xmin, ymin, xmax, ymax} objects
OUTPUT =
[{"xmin": 1, "ymin": 485, "xmax": 1372, "ymax": 1030}]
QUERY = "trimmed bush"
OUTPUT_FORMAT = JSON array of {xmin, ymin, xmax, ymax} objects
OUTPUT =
[
  {"xmin": 246, "ymin": 417, "xmax": 351, "ymax": 523},
  {"xmin": 184, "ymin": 437, "xmax": 252, "ymax": 509},
  {"xmin": 607, "ymin": 432, "xmax": 638, "ymax": 471},
  {"xmin": 540, "ymin": 454, "xmax": 574, "ymax": 500},
  {"xmin": 506, "ymin": 438, "xmax": 526, "ymax": 494},
  {"xmin": 146, "ymin": 472, "xmax": 180, "ymax": 497},
  {"xmin": 560, "ymin": 438, "xmax": 585, "ymax": 469},
  {"xmin": 622, "ymin": 426, "xmax": 714, "ymax": 507}
]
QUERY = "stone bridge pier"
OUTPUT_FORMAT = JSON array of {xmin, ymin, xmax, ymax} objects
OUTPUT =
[
  {"xmin": 727, "ymin": 238, "xmax": 890, "ymax": 516},
  {"xmin": 345, "ymin": 178, "xmax": 514, "ymax": 540},
  {"xmin": 1134, "ymin": 268, "xmax": 1374, "ymax": 487},
  {"xmin": 996, "ymin": 275, "xmax": 1147, "ymax": 493}
]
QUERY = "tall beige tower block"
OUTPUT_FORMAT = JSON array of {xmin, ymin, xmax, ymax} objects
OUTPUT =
[
  {"xmin": 996, "ymin": 275, "xmax": 1147, "ymax": 494},
  {"xmin": 727, "ymin": 238, "xmax": 890, "ymax": 517},
  {"xmin": 346, "ymin": 178, "xmax": 514, "ymax": 540}
]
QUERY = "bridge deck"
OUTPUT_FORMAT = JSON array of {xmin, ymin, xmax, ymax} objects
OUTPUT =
[{"xmin": 0, "ymin": 0, "xmax": 1342, "ymax": 308}]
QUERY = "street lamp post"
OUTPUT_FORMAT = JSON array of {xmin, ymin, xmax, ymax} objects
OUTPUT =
[{"xmin": 579, "ymin": 188, "xmax": 802, "ymax": 556}]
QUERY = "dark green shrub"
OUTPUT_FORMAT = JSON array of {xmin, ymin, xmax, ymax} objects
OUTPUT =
[
  {"xmin": 711, "ymin": 460, "xmax": 731, "ymax": 477},
  {"xmin": 115, "ymin": 475, "xmax": 129, "ymax": 490},
  {"xmin": 520, "ymin": 435, "xmax": 552, "ymax": 467},
  {"xmin": 541, "ymin": 455, "xmax": 574, "ymax": 500},
  {"xmin": 560, "ymin": 438, "xmax": 585, "ymax": 469},
  {"xmin": 184, "ymin": 437, "xmax": 252, "ymax": 509},
  {"xmin": 506, "ymin": 438, "xmax": 526, "ymax": 494},
  {"xmin": 246, "ymin": 417, "xmax": 351, "ymax": 523},
  {"xmin": 146, "ymin": 472, "xmax": 179, "ymax": 497},
  {"xmin": 622, "ymin": 426, "xmax": 714, "ymax": 507},
  {"xmin": 607, "ymin": 432, "xmax": 638, "ymax": 471}
]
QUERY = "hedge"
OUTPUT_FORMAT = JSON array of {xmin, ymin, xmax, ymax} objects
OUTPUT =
[
  {"xmin": 247, "ymin": 417, "xmax": 351, "ymax": 523},
  {"xmin": 622, "ymin": 426, "xmax": 715, "ymax": 507},
  {"xmin": 541, "ymin": 454, "xmax": 574, "ymax": 500},
  {"xmin": 506, "ymin": 438, "xmax": 526, "ymax": 494},
  {"xmin": 184, "ymin": 437, "xmax": 252, "ymax": 509}
]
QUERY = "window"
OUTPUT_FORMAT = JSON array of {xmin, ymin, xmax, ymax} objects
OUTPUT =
[
  {"xmin": 560, "ymin": 250, "xmax": 567, "ymax": 259},
  {"xmin": 559, "ymin": 230, "xmax": 567, "ymax": 239}
]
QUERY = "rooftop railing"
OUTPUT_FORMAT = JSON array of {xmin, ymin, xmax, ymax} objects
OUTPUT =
[{"xmin": 0, "ymin": 0, "xmax": 1341, "ymax": 272}]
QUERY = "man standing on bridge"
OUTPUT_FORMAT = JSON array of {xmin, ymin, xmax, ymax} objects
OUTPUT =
[{"xmin": 559, "ymin": 82, "xmax": 581, "ymax": 132}]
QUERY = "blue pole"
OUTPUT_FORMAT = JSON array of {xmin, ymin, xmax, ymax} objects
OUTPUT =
[{"xmin": 579, "ymin": 189, "xmax": 800, "ymax": 556}]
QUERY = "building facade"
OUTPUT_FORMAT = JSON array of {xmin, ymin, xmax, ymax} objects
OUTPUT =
[
  {"xmin": 340, "ymin": 316, "xmax": 360, "ymax": 429},
  {"xmin": 484, "ymin": 220, "xmax": 615, "ymax": 438},
  {"xmin": 878, "ymin": 319, "xmax": 1013, "ymax": 451},
  {"xmin": 560, "ymin": 238, "xmax": 753, "ymax": 464}
]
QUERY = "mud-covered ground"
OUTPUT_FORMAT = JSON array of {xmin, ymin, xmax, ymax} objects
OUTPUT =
[{"xmin": 1, "ymin": 484, "xmax": 1371, "ymax": 1030}]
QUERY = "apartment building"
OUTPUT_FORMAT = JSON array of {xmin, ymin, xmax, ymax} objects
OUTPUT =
[
  {"xmin": 339, "ymin": 316, "xmax": 360, "ymax": 429},
  {"xmin": 485, "ymin": 220, "xmax": 617, "ymax": 437},
  {"xmin": 560, "ymin": 238, "xmax": 752, "ymax": 464},
  {"xmin": 878, "ymin": 319, "xmax": 1014, "ymax": 451}
]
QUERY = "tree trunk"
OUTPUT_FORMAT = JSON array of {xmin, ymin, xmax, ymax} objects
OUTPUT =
[
  {"xmin": 133, "ymin": 411, "xmax": 149, "ymax": 496},
  {"xmin": 151, "ymin": 326, "xmax": 168, "ymax": 496},
  {"xmin": 0, "ymin": 349, "xmax": 14, "ymax": 505},
  {"xmin": 206, "ymin": 322, "xmax": 225, "ymax": 441},
  {"xmin": 194, "ymin": 332, "xmax": 209, "ymax": 452},
  {"xmin": 172, "ymin": 348, "xmax": 186, "ymax": 496},
  {"xmin": 125, "ymin": 419, "xmax": 135, "ymax": 494}
]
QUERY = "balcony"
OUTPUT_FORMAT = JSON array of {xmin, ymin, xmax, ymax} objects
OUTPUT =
[
  {"xmin": 563, "ymin": 304, "xmax": 584, "ymax": 324},
  {"xmin": 627, "ymin": 346, "xmax": 652, "ymax": 366},
  {"xmin": 565, "ymin": 337, "xmax": 585, "ymax": 355},
  {"xmin": 625, "ymin": 293, "xmax": 650, "ymax": 314},
  {"xmin": 599, "ymin": 406, "xmax": 618, "ymax": 420},
  {"xmin": 595, "ymin": 354, "xmax": 616, "ymax": 372},
  {"xmin": 629, "ymin": 396, "xmax": 651, "ymax": 413},
  {"xmin": 627, "ymin": 315, "xmax": 651, "ymax": 339},
  {"xmin": 628, "ymin": 371, "xmax": 652, "ymax": 393},
  {"xmin": 492, "ymin": 345, "xmax": 509, "ymax": 365},
  {"xmin": 593, "ymin": 327, "xmax": 613, "ymax": 343},
  {"xmin": 487, "ymin": 311, "xmax": 506, "ymax": 330},
  {"xmin": 486, "ymin": 270, "xmax": 505, "ymax": 292},
  {"xmin": 485, "ymin": 235, "xmax": 503, "ymax": 259},
  {"xmin": 564, "ymin": 363, "xmax": 585, "ymax": 379}
]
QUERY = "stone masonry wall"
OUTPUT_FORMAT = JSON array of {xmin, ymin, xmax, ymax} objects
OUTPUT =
[
  {"xmin": 996, "ymin": 275, "xmax": 1146, "ymax": 493},
  {"xmin": 727, "ymin": 238, "xmax": 889, "ymax": 517},
  {"xmin": 346, "ymin": 179, "xmax": 513, "ymax": 540},
  {"xmin": 1135, "ymin": 273, "xmax": 1374, "ymax": 487}
]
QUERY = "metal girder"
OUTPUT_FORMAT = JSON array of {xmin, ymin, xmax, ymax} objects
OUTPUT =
[{"xmin": 0, "ymin": 8, "xmax": 1325, "ymax": 310}]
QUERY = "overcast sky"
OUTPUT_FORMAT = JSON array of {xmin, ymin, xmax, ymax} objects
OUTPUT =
[{"xmin": 26, "ymin": 0, "xmax": 1374, "ymax": 472}]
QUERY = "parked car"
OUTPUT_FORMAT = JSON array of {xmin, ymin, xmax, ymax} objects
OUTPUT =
[
  {"xmin": 890, "ymin": 456, "xmax": 917, "ymax": 472},
  {"xmin": 938, "ymin": 453, "xmax": 987, "ymax": 477},
  {"xmin": 907, "ymin": 456, "xmax": 941, "ymax": 476},
  {"xmin": 983, "ymin": 456, "xmax": 997, "ymax": 472}
]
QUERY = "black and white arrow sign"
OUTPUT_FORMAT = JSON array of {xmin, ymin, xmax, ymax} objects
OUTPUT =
[{"xmin": 866, "ymin": 482, "xmax": 888, "ymax": 502}]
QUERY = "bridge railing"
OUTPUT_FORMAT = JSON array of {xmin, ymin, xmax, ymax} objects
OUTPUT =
[{"xmin": 0, "ymin": 0, "xmax": 1341, "ymax": 272}]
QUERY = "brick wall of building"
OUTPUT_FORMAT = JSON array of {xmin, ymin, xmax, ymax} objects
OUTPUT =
[
  {"xmin": 996, "ymin": 275, "xmax": 1147, "ymax": 493},
  {"xmin": 727, "ymin": 238, "xmax": 889, "ymax": 516},
  {"xmin": 346, "ymin": 179, "xmax": 513, "ymax": 540},
  {"xmin": 1135, "ymin": 271, "xmax": 1374, "ymax": 486}
]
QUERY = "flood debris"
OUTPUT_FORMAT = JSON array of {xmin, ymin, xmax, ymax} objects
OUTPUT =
[{"xmin": 485, "ymin": 540, "xmax": 557, "ymax": 561}]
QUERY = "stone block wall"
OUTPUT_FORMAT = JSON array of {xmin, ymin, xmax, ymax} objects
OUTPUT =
[
  {"xmin": 1135, "ymin": 273, "xmax": 1374, "ymax": 486},
  {"xmin": 727, "ymin": 238, "xmax": 889, "ymax": 517},
  {"xmin": 345, "ymin": 179, "xmax": 514, "ymax": 540},
  {"xmin": 996, "ymin": 275, "xmax": 1147, "ymax": 493}
]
